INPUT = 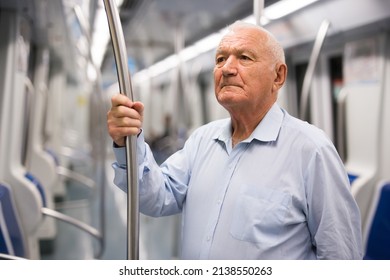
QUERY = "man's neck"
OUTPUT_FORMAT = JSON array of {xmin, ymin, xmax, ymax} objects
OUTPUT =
[{"xmin": 229, "ymin": 103, "xmax": 274, "ymax": 147}]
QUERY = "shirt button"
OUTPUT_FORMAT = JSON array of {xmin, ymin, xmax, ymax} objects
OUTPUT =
[
  {"xmin": 217, "ymin": 200, "xmax": 221, "ymax": 205},
  {"xmin": 207, "ymin": 236, "xmax": 211, "ymax": 241}
]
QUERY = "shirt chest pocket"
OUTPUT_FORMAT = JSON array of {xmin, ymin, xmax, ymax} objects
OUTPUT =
[{"xmin": 230, "ymin": 186, "xmax": 291, "ymax": 245}]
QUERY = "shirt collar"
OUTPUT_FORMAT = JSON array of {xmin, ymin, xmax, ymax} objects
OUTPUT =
[{"xmin": 212, "ymin": 103, "xmax": 284, "ymax": 144}]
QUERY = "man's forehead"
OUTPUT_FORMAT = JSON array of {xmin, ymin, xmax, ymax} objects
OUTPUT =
[{"xmin": 216, "ymin": 29, "xmax": 264, "ymax": 52}]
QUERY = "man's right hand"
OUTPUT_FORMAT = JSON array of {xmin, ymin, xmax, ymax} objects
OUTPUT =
[{"xmin": 107, "ymin": 93, "xmax": 144, "ymax": 147}]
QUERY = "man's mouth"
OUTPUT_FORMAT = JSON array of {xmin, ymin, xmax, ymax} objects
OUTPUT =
[{"xmin": 221, "ymin": 82, "xmax": 241, "ymax": 88}]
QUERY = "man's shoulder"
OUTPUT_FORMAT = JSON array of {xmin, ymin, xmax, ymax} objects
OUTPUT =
[{"xmin": 281, "ymin": 110, "xmax": 334, "ymax": 149}]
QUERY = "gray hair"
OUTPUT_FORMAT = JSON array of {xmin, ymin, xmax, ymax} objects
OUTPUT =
[{"xmin": 227, "ymin": 21, "xmax": 285, "ymax": 64}]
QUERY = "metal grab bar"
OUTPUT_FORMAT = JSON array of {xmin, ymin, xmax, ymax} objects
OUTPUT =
[
  {"xmin": 0, "ymin": 253, "xmax": 27, "ymax": 260},
  {"xmin": 42, "ymin": 207, "xmax": 101, "ymax": 239},
  {"xmin": 56, "ymin": 166, "xmax": 96, "ymax": 190},
  {"xmin": 102, "ymin": 0, "xmax": 139, "ymax": 260},
  {"xmin": 299, "ymin": 19, "xmax": 331, "ymax": 120}
]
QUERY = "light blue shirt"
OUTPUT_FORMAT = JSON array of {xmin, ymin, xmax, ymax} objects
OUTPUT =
[{"xmin": 113, "ymin": 103, "xmax": 363, "ymax": 259}]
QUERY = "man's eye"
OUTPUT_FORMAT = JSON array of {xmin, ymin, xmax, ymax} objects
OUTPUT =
[
  {"xmin": 216, "ymin": 57, "xmax": 225, "ymax": 64},
  {"xmin": 241, "ymin": 55, "xmax": 250, "ymax": 60}
]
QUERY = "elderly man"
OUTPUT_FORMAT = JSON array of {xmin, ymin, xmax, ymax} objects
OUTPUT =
[{"xmin": 107, "ymin": 21, "xmax": 363, "ymax": 259}]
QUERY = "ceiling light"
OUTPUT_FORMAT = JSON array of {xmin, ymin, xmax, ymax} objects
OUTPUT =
[
  {"xmin": 264, "ymin": 0, "xmax": 320, "ymax": 20},
  {"xmin": 133, "ymin": 0, "xmax": 320, "ymax": 82}
]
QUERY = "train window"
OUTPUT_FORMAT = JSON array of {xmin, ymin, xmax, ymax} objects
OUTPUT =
[
  {"xmin": 329, "ymin": 55, "xmax": 345, "ymax": 150},
  {"xmin": 328, "ymin": 55, "xmax": 346, "ymax": 160},
  {"xmin": 329, "ymin": 55, "xmax": 343, "ymax": 102},
  {"xmin": 294, "ymin": 62, "xmax": 311, "ymax": 122}
]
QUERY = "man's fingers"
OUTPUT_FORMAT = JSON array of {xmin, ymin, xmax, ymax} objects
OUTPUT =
[
  {"xmin": 107, "ymin": 93, "xmax": 144, "ymax": 145},
  {"xmin": 111, "ymin": 93, "xmax": 133, "ymax": 108}
]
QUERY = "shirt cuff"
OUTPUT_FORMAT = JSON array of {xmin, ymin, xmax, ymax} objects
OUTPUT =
[
  {"xmin": 112, "ymin": 131, "xmax": 147, "ymax": 167},
  {"xmin": 113, "ymin": 145, "xmax": 127, "ymax": 167}
]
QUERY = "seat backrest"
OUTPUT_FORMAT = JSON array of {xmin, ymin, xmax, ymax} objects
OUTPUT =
[
  {"xmin": 364, "ymin": 182, "xmax": 390, "ymax": 260},
  {"xmin": 0, "ymin": 184, "xmax": 25, "ymax": 257},
  {"xmin": 24, "ymin": 172, "xmax": 47, "ymax": 207}
]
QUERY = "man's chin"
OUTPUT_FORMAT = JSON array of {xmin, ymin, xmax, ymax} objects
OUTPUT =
[{"xmin": 217, "ymin": 94, "xmax": 243, "ymax": 108}]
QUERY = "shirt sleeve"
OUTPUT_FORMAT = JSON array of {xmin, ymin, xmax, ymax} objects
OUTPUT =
[
  {"xmin": 305, "ymin": 144, "xmax": 363, "ymax": 259},
  {"xmin": 111, "ymin": 130, "xmax": 191, "ymax": 217},
  {"xmin": 111, "ymin": 131, "xmax": 149, "ymax": 193}
]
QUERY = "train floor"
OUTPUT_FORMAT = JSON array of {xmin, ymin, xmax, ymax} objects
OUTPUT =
[{"xmin": 40, "ymin": 153, "xmax": 181, "ymax": 260}]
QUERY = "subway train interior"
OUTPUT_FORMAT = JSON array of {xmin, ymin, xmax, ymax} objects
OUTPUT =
[{"xmin": 0, "ymin": 0, "xmax": 390, "ymax": 260}]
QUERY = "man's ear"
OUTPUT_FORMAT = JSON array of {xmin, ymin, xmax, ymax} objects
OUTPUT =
[{"xmin": 273, "ymin": 63, "xmax": 287, "ymax": 92}]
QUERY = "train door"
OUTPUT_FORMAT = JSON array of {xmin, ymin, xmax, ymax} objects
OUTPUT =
[
  {"xmin": 341, "ymin": 33, "xmax": 389, "ymax": 244},
  {"xmin": 362, "ymin": 33, "xmax": 390, "ymax": 259}
]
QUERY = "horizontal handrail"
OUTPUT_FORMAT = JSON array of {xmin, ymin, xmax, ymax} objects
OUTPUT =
[{"xmin": 42, "ymin": 207, "xmax": 101, "ymax": 240}]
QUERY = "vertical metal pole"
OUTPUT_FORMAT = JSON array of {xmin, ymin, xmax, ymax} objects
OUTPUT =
[
  {"xmin": 299, "ymin": 19, "xmax": 331, "ymax": 120},
  {"xmin": 102, "ymin": 0, "xmax": 139, "ymax": 260},
  {"xmin": 254, "ymin": 0, "xmax": 264, "ymax": 26}
]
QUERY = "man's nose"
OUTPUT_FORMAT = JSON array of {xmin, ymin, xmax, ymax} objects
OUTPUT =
[{"xmin": 222, "ymin": 56, "xmax": 238, "ymax": 76}]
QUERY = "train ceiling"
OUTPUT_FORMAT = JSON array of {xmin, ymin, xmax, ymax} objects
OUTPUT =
[
  {"xmin": 100, "ymin": 0, "xmax": 279, "ymax": 76},
  {"xmin": 0, "ymin": 0, "xmax": 277, "ymax": 83},
  {"xmin": 2, "ymin": 0, "xmax": 390, "ymax": 85},
  {"xmin": 106, "ymin": 0, "xmax": 390, "ymax": 77}
]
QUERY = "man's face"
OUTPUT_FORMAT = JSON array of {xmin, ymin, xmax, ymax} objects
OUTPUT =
[{"xmin": 213, "ymin": 26, "xmax": 278, "ymax": 113}]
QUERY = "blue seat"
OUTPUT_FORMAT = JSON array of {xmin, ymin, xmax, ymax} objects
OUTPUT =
[
  {"xmin": 348, "ymin": 173, "xmax": 359, "ymax": 185},
  {"xmin": 364, "ymin": 182, "xmax": 390, "ymax": 260},
  {"xmin": 0, "ymin": 184, "xmax": 25, "ymax": 257},
  {"xmin": 44, "ymin": 148, "xmax": 60, "ymax": 167},
  {"xmin": 25, "ymin": 172, "xmax": 47, "ymax": 207}
]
